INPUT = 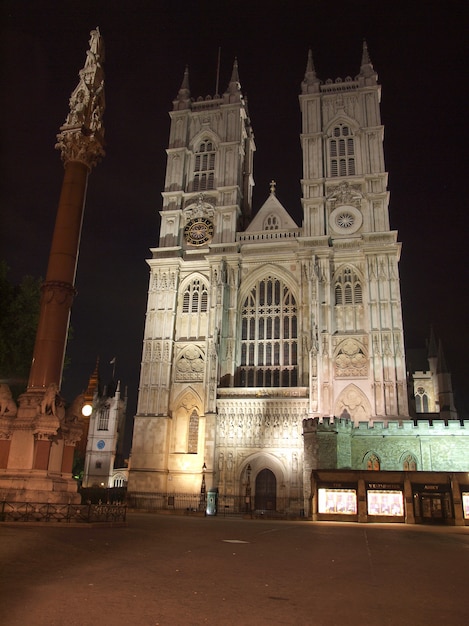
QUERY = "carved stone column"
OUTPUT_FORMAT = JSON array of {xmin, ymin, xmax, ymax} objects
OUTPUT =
[
  {"xmin": 0, "ymin": 29, "xmax": 105, "ymax": 504},
  {"xmin": 29, "ymin": 27, "xmax": 105, "ymax": 391}
]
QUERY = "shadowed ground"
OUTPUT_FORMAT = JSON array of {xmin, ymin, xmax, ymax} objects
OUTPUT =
[{"xmin": 1, "ymin": 513, "xmax": 468, "ymax": 625}]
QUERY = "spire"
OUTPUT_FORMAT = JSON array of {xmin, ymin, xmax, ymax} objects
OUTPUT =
[
  {"xmin": 301, "ymin": 49, "xmax": 320, "ymax": 94},
  {"xmin": 435, "ymin": 340, "xmax": 458, "ymax": 419},
  {"xmin": 173, "ymin": 65, "xmax": 191, "ymax": 110},
  {"xmin": 84, "ymin": 357, "xmax": 100, "ymax": 403},
  {"xmin": 358, "ymin": 40, "xmax": 378, "ymax": 85},
  {"xmin": 55, "ymin": 28, "xmax": 106, "ymax": 169},
  {"xmin": 229, "ymin": 57, "xmax": 240, "ymax": 86},
  {"xmin": 224, "ymin": 58, "xmax": 242, "ymax": 102},
  {"xmin": 361, "ymin": 39, "xmax": 371, "ymax": 66},
  {"xmin": 178, "ymin": 66, "xmax": 191, "ymax": 99},
  {"xmin": 437, "ymin": 340, "xmax": 449, "ymax": 374}
]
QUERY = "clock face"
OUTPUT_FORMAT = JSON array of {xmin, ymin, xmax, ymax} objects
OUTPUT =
[
  {"xmin": 97, "ymin": 439, "xmax": 105, "ymax": 450},
  {"xmin": 184, "ymin": 217, "xmax": 214, "ymax": 246}
]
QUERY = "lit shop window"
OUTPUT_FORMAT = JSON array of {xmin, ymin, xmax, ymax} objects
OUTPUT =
[
  {"xmin": 367, "ymin": 490, "xmax": 404, "ymax": 516},
  {"xmin": 462, "ymin": 493, "xmax": 469, "ymax": 520},
  {"xmin": 318, "ymin": 488, "xmax": 357, "ymax": 515}
]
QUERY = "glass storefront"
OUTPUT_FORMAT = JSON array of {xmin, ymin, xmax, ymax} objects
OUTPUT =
[
  {"xmin": 367, "ymin": 490, "xmax": 404, "ymax": 516},
  {"xmin": 318, "ymin": 488, "xmax": 357, "ymax": 515},
  {"xmin": 412, "ymin": 484, "xmax": 453, "ymax": 522}
]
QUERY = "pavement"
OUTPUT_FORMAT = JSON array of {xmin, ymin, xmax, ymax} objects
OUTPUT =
[{"xmin": 1, "ymin": 512, "xmax": 468, "ymax": 626}]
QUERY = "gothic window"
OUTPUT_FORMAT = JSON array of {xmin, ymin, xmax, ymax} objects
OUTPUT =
[
  {"xmin": 329, "ymin": 124, "xmax": 355, "ymax": 177},
  {"xmin": 187, "ymin": 410, "xmax": 199, "ymax": 453},
  {"xmin": 335, "ymin": 267, "xmax": 363, "ymax": 305},
  {"xmin": 238, "ymin": 276, "xmax": 298, "ymax": 387},
  {"xmin": 402, "ymin": 454, "xmax": 417, "ymax": 471},
  {"xmin": 365, "ymin": 453, "xmax": 380, "ymax": 471},
  {"xmin": 95, "ymin": 461, "xmax": 102, "ymax": 469},
  {"xmin": 264, "ymin": 214, "xmax": 280, "ymax": 230},
  {"xmin": 181, "ymin": 279, "xmax": 208, "ymax": 314},
  {"xmin": 193, "ymin": 139, "xmax": 216, "ymax": 191},
  {"xmin": 97, "ymin": 405, "xmax": 110, "ymax": 430},
  {"xmin": 415, "ymin": 387, "xmax": 429, "ymax": 413}
]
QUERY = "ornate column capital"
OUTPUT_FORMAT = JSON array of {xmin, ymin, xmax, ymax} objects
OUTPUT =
[{"xmin": 55, "ymin": 28, "xmax": 105, "ymax": 170}]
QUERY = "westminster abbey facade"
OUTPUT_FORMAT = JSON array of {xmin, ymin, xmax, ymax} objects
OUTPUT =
[{"xmin": 128, "ymin": 45, "xmax": 468, "ymax": 522}]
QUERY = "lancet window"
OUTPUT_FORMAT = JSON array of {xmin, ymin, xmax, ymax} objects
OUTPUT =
[
  {"xmin": 402, "ymin": 454, "xmax": 417, "ymax": 471},
  {"xmin": 238, "ymin": 276, "xmax": 298, "ymax": 387},
  {"xmin": 329, "ymin": 124, "xmax": 355, "ymax": 177},
  {"xmin": 365, "ymin": 453, "xmax": 380, "ymax": 471},
  {"xmin": 335, "ymin": 267, "xmax": 362, "ymax": 305},
  {"xmin": 193, "ymin": 140, "xmax": 215, "ymax": 191},
  {"xmin": 182, "ymin": 279, "xmax": 208, "ymax": 314},
  {"xmin": 415, "ymin": 387, "xmax": 429, "ymax": 413},
  {"xmin": 264, "ymin": 214, "xmax": 280, "ymax": 230},
  {"xmin": 97, "ymin": 405, "xmax": 110, "ymax": 430},
  {"xmin": 187, "ymin": 410, "xmax": 199, "ymax": 453}
]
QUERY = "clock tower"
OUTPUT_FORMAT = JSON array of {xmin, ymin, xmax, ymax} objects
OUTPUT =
[{"xmin": 130, "ymin": 61, "xmax": 255, "ymax": 494}]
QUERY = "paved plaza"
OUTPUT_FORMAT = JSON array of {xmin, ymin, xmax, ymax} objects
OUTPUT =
[{"xmin": 1, "ymin": 513, "xmax": 468, "ymax": 625}]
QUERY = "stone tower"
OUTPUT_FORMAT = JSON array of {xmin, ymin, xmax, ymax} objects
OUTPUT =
[
  {"xmin": 128, "ymin": 45, "xmax": 409, "ymax": 514},
  {"xmin": 299, "ymin": 42, "xmax": 408, "ymax": 423}
]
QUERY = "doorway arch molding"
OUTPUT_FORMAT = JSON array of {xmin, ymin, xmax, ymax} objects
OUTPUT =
[{"xmin": 237, "ymin": 452, "xmax": 286, "ymax": 495}]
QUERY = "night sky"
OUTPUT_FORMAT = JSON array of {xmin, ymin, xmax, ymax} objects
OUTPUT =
[{"xmin": 1, "ymin": 0, "xmax": 468, "ymax": 433}]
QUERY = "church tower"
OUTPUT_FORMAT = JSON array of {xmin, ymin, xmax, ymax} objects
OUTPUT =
[
  {"xmin": 130, "ymin": 61, "xmax": 255, "ymax": 496},
  {"xmin": 128, "ymin": 45, "xmax": 409, "ymax": 513},
  {"xmin": 299, "ymin": 42, "xmax": 408, "ymax": 422}
]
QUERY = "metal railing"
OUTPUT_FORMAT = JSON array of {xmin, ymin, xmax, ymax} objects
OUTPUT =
[
  {"xmin": 126, "ymin": 491, "xmax": 305, "ymax": 518},
  {"xmin": 0, "ymin": 500, "xmax": 127, "ymax": 524}
]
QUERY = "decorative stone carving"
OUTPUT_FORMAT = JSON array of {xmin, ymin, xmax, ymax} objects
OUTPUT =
[
  {"xmin": 38, "ymin": 383, "xmax": 61, "ymax": 417},
  {"xmin": 327, "ymin": 181, "xmax": 363, "ymax": 206},
  {"xmin": 183, "ymin": 194, "xmax": 215, "ymax": 221},
  {"xmin": 56, "ymin": 28, "xmax": 105, "ymax": 169},
  {"xmin": 334, "ymin": 339, "xmax": 368, "ymax": 377},
  {"xmin": 175, "ymin": 345, "xmax": 205, "ymax": 381},
  {"xmin": 335, "ymin": 384, "xmax": 370, "ymax": 422}
]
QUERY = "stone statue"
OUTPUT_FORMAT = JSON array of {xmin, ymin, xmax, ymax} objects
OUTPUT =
[{"xmin": 38, "ymin": 383, "xmax": 60, "ymax": 417}]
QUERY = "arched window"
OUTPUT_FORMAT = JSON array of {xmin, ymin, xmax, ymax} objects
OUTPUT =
[
  {"xmin": 402, "ymin": 454, "xmax": 417, "ymax": 471},
  {"xmin": 238, "ymin": 276, "xmax": 297, "ymax": 387},
  {"xmin": 193, "ymin": 139, "xmax": 216, "ymax": 191},
  {"xmin": 335, "ymin": 267, "xmax": 363, "ymax": 305},
  {"xmin": 415, "ymin": 386, "xmax": 429, "ymax": 413},
  {"xmin": 97, "ymin": 405, "xmax": 110, "ymax": 430},
  {"xmin": 329, "ymin": 124, "xmax": 355, "ymax": 177},
  {"xmin": 264, "ymin": 214, "xmax": 280, "ymax": 230},
  {"xmin": 366, "ymin": 453, "xmax": 380, "ymax": 471},
  {"xmin": 181, "ymin": 279, "xmax": 208, "ymax": 314},
  {"xmin": 187, "ymin": 410, "xmax": 199, "ymax": 453}
]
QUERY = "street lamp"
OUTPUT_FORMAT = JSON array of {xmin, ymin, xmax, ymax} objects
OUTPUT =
[
  {"xmin": 200, "ymin": 462, "xmax": 207, "ymax": 512},
  {"xmin": 245, "ymin": 464, "xmax": 252, "ymax": 513}
]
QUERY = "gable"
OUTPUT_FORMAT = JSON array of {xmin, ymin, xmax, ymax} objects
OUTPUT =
[{"xmin": 245, "ymin": 194, "xmax": 299, "ymax": 232}]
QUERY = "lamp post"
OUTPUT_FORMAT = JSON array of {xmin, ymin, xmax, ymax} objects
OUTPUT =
[
  {"xmin": 200, "ymin": 462, "xmax": 207, "ymax": 512},
  {"xmin": 245, "ymin": 463, "xmax": 252, "ymax": 513}
]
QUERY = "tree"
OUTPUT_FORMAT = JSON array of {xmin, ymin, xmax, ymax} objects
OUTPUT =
[{"xmin": 0, "ymin": 261, "xmax": 41, "ymax": 398}]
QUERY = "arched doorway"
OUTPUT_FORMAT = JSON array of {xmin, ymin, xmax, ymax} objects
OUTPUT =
[{"xmin": 255, "ymin": 469, "xmax": 276, "ymax": 511}]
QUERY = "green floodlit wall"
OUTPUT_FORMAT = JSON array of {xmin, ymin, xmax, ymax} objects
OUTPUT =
[{"xmin": 303, "ymin": 418, "xmax": 469, "ymax": 472}]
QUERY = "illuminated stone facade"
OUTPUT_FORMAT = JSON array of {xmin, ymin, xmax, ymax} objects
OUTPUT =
[{"xmin": 128, "ymin": 45, "xmax": 467, "ymax": 515}]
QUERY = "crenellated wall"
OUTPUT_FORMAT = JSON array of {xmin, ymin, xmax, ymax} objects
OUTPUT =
[{"xmin": 303, "ymin": 417, "xmax": 469, "ymax": 472}]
